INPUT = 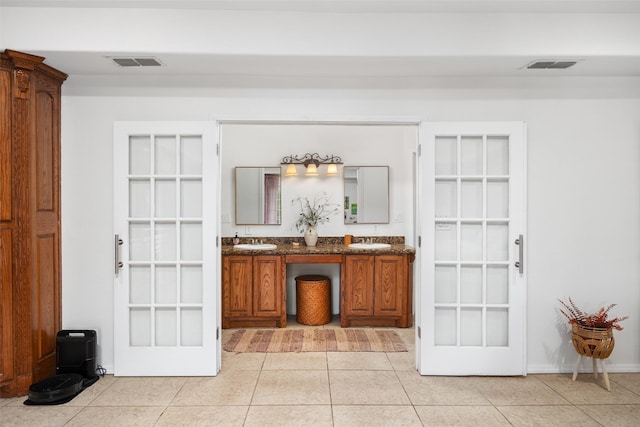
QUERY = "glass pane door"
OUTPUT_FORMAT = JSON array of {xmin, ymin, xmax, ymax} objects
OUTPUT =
[
  {"xmin": 420, "ymin": 122, "xmax": 525, "ymax": 376},
  {"xmin": 114, "ymin": 122, "xmax": 218, "ymax": 376}
]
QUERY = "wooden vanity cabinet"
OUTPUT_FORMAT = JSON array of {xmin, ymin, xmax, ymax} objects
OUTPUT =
[
  {"xmin": 222, "ymin": 255, "xmax": 286, "ymax": 328},
  {"xmin": 341, "ymin": 254, "xmax": 413, "ymax": 328}
]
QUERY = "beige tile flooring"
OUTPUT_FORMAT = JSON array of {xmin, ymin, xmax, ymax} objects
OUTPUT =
[{"xmin": 2, "ymin": 317, "xmax": 640, "ymax": 426}]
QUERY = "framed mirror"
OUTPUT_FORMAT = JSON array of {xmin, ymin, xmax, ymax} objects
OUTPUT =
[
  {"xmin": 235, "ymin": 167, "xmax": 281, "ymax": 225},
  {"xmin": 344, "ymin": 166, "xmax": 389, "ymax": 224}
]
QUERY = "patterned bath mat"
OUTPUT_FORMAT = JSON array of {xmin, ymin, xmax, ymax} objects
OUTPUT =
[{"xmin": 223, "ymin": 328, "xmax": 407, "ymax": 353}]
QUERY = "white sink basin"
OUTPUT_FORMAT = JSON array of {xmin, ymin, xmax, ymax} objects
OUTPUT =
[
  {"xmin": 233, "ymin": 243, "xmax": 277, "ymax": 250},
  {"xmin": 348, "ymin": 243, "xmax": 391, "ymax": 250}
]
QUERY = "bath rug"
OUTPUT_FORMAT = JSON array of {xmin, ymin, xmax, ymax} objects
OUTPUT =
[{"xmin": 223, "ymin": 328, "xmax": 407, "ymax": 353}]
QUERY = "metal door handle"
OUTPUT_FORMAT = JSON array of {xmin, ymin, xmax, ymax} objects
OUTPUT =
[
  {"xmin": 115, "ymin": 234, "xmax": 124, "ymax": 275},
  {"xmin": 514, "ymin": 235, "xmax": 523, "ymax": 274}
]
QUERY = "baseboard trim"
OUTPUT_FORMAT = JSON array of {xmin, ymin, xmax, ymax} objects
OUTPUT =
[{"xmin": 527, "ymin": 363, "xmax": 640, "ymax": 374}]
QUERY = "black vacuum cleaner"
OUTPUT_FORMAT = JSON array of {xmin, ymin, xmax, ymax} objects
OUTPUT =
[{"xmin": 24, "ymin": 330, "xmax": 100, "ymax": 405}]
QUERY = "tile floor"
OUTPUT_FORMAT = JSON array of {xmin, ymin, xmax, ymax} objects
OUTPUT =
[{"xmin": 2, "ymin": 317, "xmax": 640, "ymax": 426}]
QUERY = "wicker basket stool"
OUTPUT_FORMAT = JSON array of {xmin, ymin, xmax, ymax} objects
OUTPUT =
[
  {"xmin": 295, "ymin": 275, "xmax": 331, "ymax": 326},
  {"xmin": 571, "ymin": 324, "xmax": 614, "ymax": 391}
]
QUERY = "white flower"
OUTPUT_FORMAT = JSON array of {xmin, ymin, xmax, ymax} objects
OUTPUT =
[{"xmin": 292, "ymin": 193, "xmax": 340, "ymax": 233}]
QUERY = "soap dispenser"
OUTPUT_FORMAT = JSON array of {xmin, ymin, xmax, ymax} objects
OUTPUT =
[{"xmin": 233, "ymin": 233, "xmax": 240, "ymax": 245}]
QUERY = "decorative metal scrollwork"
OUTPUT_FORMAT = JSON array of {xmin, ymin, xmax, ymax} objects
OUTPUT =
[{"xmin": 280, "ymin": 153, "xmax": 343, "ymax": 167}]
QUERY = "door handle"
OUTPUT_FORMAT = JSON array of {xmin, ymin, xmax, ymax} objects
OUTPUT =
[
  {"xmin": 514, "ymin": 235, "xmax": 523, "ymax": 274},
  {"xmin": 115, "ymin": 234, "xmax": 124, "ymax": 275}
]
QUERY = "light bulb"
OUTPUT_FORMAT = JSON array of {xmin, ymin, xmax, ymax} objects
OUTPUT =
[{"xmin": 305, "ymin": 163, "xmax": 318, "ymax": 176}]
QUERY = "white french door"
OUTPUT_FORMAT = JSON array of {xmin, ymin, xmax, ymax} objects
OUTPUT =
[
  {"xmin": 418, "ymin": 122, "xmax": 526, "ymax": 375},
  {"xmin": 113, "ymin": 121, "xmax": 220, "ymax": 376}
]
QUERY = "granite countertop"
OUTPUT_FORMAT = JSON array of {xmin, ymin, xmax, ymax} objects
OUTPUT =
[{"xmin": 221, "ymin": 241, "xmax": 415, "ymax": 256}]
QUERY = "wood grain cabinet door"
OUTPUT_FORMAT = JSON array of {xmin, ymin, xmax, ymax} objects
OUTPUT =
[
  {"xmin": 0, "ymin": 228, "xmax": 11, "ymax": 385},
  {"xmin": 0, "ymin": 66, "xmax": 11, "ymax": 386},
  {"xmin": 222, "ymin": 256, "xmax": 253, "ymax": 319},
  {"xmin": 31, "ymin": 71, "xmax": 63, "ymax": 383},
  {"xmin": 252, "ymin": 256, "xmax": 282, "ymax": 317},
  {"xmin": 343, "ymin": 255, "xmax": 375, "ymax": 316},
  {"xmin": 373, "ymin": 255, "xmax": 405, "ymax": 316}
]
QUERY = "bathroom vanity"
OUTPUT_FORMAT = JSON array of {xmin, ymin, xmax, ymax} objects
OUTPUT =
[
  {"xmin": 222, "ymin": 254, "xmax": 285, "ymax": 328},
  {"xmin": 221, "ymin": 241, "xmax": 415, "ymax": 329}
]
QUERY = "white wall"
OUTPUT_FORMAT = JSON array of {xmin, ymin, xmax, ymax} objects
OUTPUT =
[
  {"xmin": 220, "ymin": 123, "xmax": 415, "ymax": 239},
  {"xmin": 61, "ymin": 91, "xmax": 640, "ymax": 374}
]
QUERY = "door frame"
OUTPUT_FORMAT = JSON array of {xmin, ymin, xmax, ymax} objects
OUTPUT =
[{"xmin": 215, "ymin": 115, "xmax": 424, "ymax": 371}]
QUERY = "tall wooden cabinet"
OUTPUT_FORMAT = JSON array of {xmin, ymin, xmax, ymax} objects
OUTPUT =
[
  {"xmin": 0, "ymin": 50, "xmax": 67, "ymax": 397},
  {"xmin": 222, "ymin": 255, "xmax": 286, "ymax": 328}
]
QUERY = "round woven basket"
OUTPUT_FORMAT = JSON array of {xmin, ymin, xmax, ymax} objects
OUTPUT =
[
  {"xmin": 571, "ymin": 324, "xmax": 615, "ymax": 359},
  {"xmin": 295, "ymin": 275, "xmax": 331, "ymax": 326}
]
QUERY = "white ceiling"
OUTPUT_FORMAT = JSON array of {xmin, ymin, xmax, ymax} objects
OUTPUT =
[
  {"xmin": 34, "ymin": 52, "xmax": 640, "ymax": 79},
  {"xmin": 6, "ymin": 0, "xmax": 640, "ymax": 14},
  {"xmin": 3, "ymin": 0, "xmax": 640, "ymax": 91}
]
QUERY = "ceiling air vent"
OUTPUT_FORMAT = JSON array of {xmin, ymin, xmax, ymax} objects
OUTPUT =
[
  {"xmin": 111, "ymin": 57, "xmax": 162, "ymax": 67},
  {"xmin": 526, "ymin": 60, "xmax": 577, "ymax": 69}
]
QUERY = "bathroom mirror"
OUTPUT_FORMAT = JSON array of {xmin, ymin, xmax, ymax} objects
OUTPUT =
[
  {"xmin": 343, "ymin": 166, "xmax": 389, "ymax": 224},
  {"xmin": 235, "ymin": 167, "xmax": 281, "ymax": 225}
]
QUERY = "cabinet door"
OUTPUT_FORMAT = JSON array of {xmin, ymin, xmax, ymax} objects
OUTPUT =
[
  {"xmin": 0, "ymin": 68, "xmax": 10, "ymax": 222},
  {"xmin": 0, "ymin": 68, "xmax": 10, "ymax": 386},
  {"xmin": 222, "ymin": 256, "xmax": 253, "ymax": 318},
  {"xmin": 0, "ymin": 228, "xmax": 11, "ymax": 384},
  {"xmin": 31, "ymin": 72, "xmax": 63, "ymax": 382},
  {"xmin": 344, "ymin": 255, "xmax": 375, "ymax": 316},
  {"xmin": 374, "ymin": 255, "xmax": 405, "ymax": 316},
  {"xmin": 252, "ymin": 256, "xmax": 282, "ymax": 317}
]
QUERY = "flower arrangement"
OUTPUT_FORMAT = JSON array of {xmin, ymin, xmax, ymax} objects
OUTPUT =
[
  {"xmin": 558, "ymin": 297, "xmax": 628, "ymax": 331},
  {"xmin": 292, "ymin": 193, "xmax": 340, "ymax": 233}
]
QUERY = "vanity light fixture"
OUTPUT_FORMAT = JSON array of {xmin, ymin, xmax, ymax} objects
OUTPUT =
[
  {"xmin": 280, "ymin": 153, "xmax": 343, "ymax": 177},
  {"xmin": 285, "ymin": 164, "xmax": 298, "ymax": 176}
]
